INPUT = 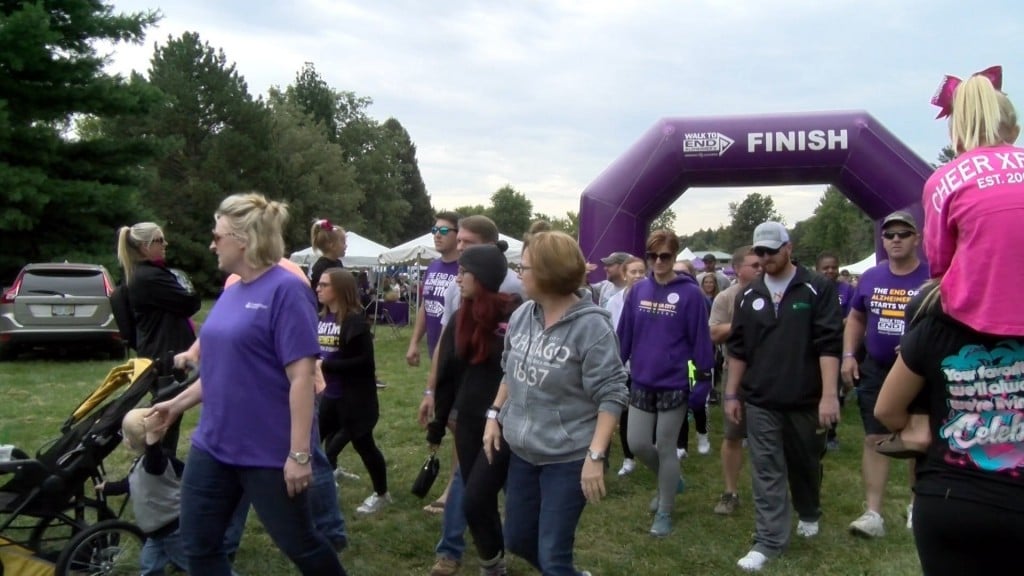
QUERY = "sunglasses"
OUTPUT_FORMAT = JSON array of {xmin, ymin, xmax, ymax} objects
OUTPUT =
[
  {"xmin": 431, "ymin": 226, "xmax": 457, "ymax": 236},
  {"xmin": 646, "ymin": 252, "xmax": 674, "ymax": 263},
  {"xmin": 150, "ymin": 237, "xmax": 166, "ymax": 245},
  {"xmin": 754, "ymin": 245, "xmax": 784, "ymax": 257},
  {"xmin": 212, "ymin": 232, "xmax": 243, "ymax": 244},
  {"xmin": 882, "ymin": 230, "xmax": 915, "ymax": 240}
]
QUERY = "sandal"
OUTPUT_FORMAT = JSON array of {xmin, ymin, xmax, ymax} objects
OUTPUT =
[
  {"xmin": 423, "ymin": 500, "xmax": 446, "ymax": 514},
  {"xmin": 874, "ymin": 433, "xmax": 927, "ymax": 459}
]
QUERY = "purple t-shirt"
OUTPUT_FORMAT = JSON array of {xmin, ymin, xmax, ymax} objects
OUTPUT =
[
  {"xmin": 851, "ymin": 262, "xmax": 929, "ymax": 367},
  {"xmin": 421, "ymin": 258, "xmax": 459, "ymax": 356},
  {"xmin": 836, "ymin": 281, "xmax": 854, "ymax": 318},
  {"xmin": 193, "ymin": 266, "xmax": 320, "ymax": 468}
]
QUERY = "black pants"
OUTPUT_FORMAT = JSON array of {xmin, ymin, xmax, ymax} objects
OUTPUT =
[
  {"xmin": 319, "ymin": 397, "xmax": 388, "ymax": 495},
  {"xmin": 455, "ymin": 415, "xmax": 510, "ymax": 562},
  {"xmin": 914, "ymin": 493, "xmax": 1024, "ymax": 575},
  {"xmin": 677, "ymin": 408, "xmax": 708, "ymax": 450}
]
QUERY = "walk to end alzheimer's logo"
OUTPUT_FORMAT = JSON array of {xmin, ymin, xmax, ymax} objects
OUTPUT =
[{"xmin": 683, "ymin": 132, "xmax": 734, "ymax": 157}]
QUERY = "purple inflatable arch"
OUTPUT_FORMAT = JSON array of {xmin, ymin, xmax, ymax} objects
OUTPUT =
[{"xmin": 578, "ymin": 111, "xmax": 932, "ymax": 274}]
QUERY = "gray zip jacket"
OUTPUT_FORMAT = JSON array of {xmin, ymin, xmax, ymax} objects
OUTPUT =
[{"xmin": 499, "ymin": 292, "xmax": 629, "ymax": 465}]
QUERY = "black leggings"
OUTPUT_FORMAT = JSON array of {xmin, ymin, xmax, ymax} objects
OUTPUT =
[
  {"xmin": 677, "ymin": 408, "xmax": 708, "ymax": 450},
  {"xmin": 913, "ymin": 493, "xmax": 1024, "ymax": 575},
  {"xmin": 455, "ymin": 416, "xmax": 510, "ymax": 562},
  {"xmin": 319, "ymin": 397, "xmax": 388, "ymax": 495}
]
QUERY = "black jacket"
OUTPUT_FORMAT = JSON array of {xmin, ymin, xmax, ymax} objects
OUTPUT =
[
  {"xmin": 129, "ymin": 262, "xmax": 201, "ymax": 362},
  {"xmin": 309, "ymin": 257, "xmax": 344, "ymax": 292},
  {"xmin": 726, "ymin": 265, "xmax": 843, "ymax": 410},
  {"xmin": 427, "ymin": 296, "xmax": 522, "ymax": 445}
]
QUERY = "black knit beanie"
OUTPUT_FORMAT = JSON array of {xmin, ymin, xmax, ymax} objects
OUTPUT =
[{"xmin": 459, "ymin": 244, "xmax": 507, "ymax": 293}]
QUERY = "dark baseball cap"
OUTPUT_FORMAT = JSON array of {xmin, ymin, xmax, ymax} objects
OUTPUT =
[
  {"xmin": 881, "ymin": 210, "xmax": 917, "ymax": 231},
  {"xmin": 600, "ymin": 252, "xmax": 632, "ymax": 265}
]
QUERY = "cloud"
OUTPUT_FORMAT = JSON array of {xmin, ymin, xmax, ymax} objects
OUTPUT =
[{"xmin": 103, "ymin": 0, "xmax": 1023, "ymax": 238}]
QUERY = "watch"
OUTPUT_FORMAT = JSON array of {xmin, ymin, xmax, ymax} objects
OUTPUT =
[
  {"xmin": 288, "ymin": 451, "xmax": 311, "ymax": 465},
  {"xmin": 587, "ymin": 449, "xmax": 606, "ymax": 462}
]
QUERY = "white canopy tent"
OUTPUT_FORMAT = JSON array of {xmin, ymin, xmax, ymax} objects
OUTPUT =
[
  {"xmin": 840, "ymin": 253, "xmax": 877, "ymax": 275},
  {"xmin": 378, "ymin": 233, "xmax": 524, "ymax": 265},
  {"xmin": 288, "ymin": 231, "xmax": 391, "ymax": 269},
  {"xmin": 676, "ymin": 247, "xmax": 697, "ymax": 262}
]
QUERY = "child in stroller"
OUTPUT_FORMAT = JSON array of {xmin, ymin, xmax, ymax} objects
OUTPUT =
[{"xmin": 96, "ymin": 408, "xmax": 185, "ymax": 575}]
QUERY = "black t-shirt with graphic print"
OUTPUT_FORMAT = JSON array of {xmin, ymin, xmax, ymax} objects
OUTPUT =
[{"xmin": 901, "ymin": 310, "xmax": 1024, "ymax": 512}]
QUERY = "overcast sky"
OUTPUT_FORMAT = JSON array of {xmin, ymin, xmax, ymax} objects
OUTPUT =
[{"xmin": 104, "ymin": 0, "xmax": 1023, "ymax": 234}]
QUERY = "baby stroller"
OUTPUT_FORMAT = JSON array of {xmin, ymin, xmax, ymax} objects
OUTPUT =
[{"xmin": 0, "ymin": 357, "xmax": 192, "ymax": 575}]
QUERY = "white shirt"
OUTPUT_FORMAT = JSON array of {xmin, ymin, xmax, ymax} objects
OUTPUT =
[{"xmin": 440, "ymin": 268, "xmax": 524, "ymax": 326}]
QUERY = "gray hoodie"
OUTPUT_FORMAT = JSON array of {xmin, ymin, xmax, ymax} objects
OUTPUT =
[{"xmin": 499, "ymin": 292, "xmax": 629, "ymax": 465}]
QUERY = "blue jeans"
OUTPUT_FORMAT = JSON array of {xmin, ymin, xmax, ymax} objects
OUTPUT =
[
  {"xmin": 140, "ymin": 528, "xmax": 187, "ymax": 575},
  {"xmin": 434, "ymin": 466, "xmax": 467, "ymax": 561},
  {"xmin": 180, "ymin": 446, "xmax": 347, "ymax": 576},
  {"xmin": 224, "ymin": 443, "xmax": 347, "ymax": 555},
  {"xmin": 504, "ymin": 452, "xmax": 587, "ymax": 575}
]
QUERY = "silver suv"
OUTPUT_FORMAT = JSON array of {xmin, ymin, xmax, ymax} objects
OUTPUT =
[{"xmin": 0, "ymin": 263, "xmax": 124, "ymax": 360}]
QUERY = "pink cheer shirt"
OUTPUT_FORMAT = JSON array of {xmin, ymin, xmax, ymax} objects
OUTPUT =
[{"xmin": 923, "ymin": 144, "xmax": 1024, "ymax": 335}]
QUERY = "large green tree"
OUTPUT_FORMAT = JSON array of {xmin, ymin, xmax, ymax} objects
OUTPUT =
[
  {"xmin": 792, "ymin": 186, "xmax": 874, "ymax": 265},
  {"xmin": 381, "ymin": 118, "xmax": 433, "ymax": 236},
  {"xmin": 489, "ymin": 185, "xmax": 533, "ymax": 239},
  {"xmin": 648, "ymin": 208, "xmax": 677, "ymax": 236},
  {"xmin": 0, "ymin": 0, "xmax": 162, "ymax": 281},
  {"xmin": 726, "ymin": 192, "xmax": 783, "ymax": 248}
]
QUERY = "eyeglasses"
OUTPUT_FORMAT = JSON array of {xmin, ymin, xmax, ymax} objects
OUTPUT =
[
  {"xmin": 754, "ymin": 245, "xmax": 785, "ymax": 257},
  {"xmin": 518, "ymin": 266, "xmax": 532, "ymax": 273},
  {"xmin": 882, "ymin": 230, "xmax": 915, "ymax": 240},
  {"xmin": 645, "ymin": 252, "xmax": 674, "ymax": 263},
  {"xmin": 150, "ymin": 237, "xmax": 166, "ymax": 245},
  {"xmin": 432, "ymin": 226, "xmax": 457, "ymax": 236},
  {"xmin": 742, "ymin": 262, "xmax": 762, "ymax": 269},
  {"xmin": 316, "ymin": 282, "xmax": 330, "ymax": 289}
]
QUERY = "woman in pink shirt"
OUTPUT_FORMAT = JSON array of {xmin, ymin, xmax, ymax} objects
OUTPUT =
[{"xmin": 925, "ymin": 65, "xmax": 1023, "ymax": 335}]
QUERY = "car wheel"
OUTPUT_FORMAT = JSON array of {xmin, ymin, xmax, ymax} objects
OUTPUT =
[
  {"xmin": 108, "ymin": 343, "xmax": 127, "ymax": 360},
  {"xmin": 0, "ymin": 343, "xmax": 17, "ymax": 361}
]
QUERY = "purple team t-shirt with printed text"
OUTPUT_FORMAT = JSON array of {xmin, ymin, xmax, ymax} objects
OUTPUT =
[
  {"xmin": 851, "ymin": 262, "xmax": 929, "ymax": 367},
  {"xmin": 836, "ymin": 281, "xmax": 854, "ymax": 318},
  {"xmin": 193, "ymin": 266, "xmax": 320, "ymax": 468},
  {"xmin": 421, "ymin": 258, "xmax": 459, "ymax": 356}
]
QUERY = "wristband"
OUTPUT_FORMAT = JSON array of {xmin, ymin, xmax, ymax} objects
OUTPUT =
[
  {"xmin": 489, "ymin": 404, "xmax": 502, "ymax": 412},
  {"xmin": 423, "ymin": 389, "xmax": 434, "ymax": 396},
  {"xmin": 842, "ymin": 353, "xmax": 856, "ymax": 358},
  {"xmin": 486, "ymin": 409, "xmax": 499, "ymax": 420},
  {"xmin": 724, "ymin": 394, "xmax": 740, "ymax": 401}
]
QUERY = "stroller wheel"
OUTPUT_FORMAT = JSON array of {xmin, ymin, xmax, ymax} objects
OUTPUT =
[{"xmin": 54, "ymin": 519, "xmax": 144, "ymax": 575}]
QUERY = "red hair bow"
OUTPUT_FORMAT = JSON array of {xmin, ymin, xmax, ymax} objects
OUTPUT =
[
  {"xmin": 931, "ymin": 65, "xmax": 1003, "ymax": 119},
  {"xmin": 318, "ymin": 219, "xmax": 333, "ymax": 231}
]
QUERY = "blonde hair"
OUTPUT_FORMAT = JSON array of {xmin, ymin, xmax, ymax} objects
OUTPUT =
[
  {"xmin": 950, "ymin": 75, "xmax": 1019, "ymax": 154},
  {"xmin": 310, "ymin": 219, "xmax": 345, "ymax": 255},
  {"xmin": 116, "ymin": 222, "xmax": 164, "ymax": 283},
  {"xmin": 121, "ymin": 408, "xmax": 150, "ymax": 453},
  {"xmin": 215, "ymin": 193, "xmax": 289, "ymax": 269},
  {"xmin": 523, "ymin": 231, "xmax": 586, "ymax": 295}
]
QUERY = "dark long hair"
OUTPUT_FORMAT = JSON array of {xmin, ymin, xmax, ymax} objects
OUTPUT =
[
  {"xmin": 455, "ymin": 277, "xmax": 516, "ymax": 364},
  {"xmin": 320, "ymin": 268, "xmax": 362, "ymax": 320}
]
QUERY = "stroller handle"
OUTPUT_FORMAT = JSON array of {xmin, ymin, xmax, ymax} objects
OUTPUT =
[{"xmin": 151, "ymin": 361, "xmax": 199, "ymax": 404}]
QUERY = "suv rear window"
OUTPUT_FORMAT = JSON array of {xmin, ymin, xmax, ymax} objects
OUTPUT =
[{"xmin": 21, "ymin": 270, "xmax": 107, "ymax": 297}]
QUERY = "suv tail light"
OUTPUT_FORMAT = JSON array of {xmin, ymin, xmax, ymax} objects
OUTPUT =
[
  {"xmin": 1, "ymin": 272, "xmax": 24, "ymax": 304},
  {"xmin": 102, "ymin": 273, "xmax": 114, "ymax": 297}
]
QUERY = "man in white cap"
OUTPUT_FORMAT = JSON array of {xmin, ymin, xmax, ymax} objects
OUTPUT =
[{"xmin": 725, "ymin": 221, "xmax": 843, "ymax": 572}]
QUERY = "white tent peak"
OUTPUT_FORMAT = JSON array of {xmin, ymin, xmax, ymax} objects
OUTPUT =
[
  {"xmin": 839, "ymin": 253, "xmax": 877, "ymax": 275},
  {"xmin": 379, "ymin": 233, "xmax": 524, "ymax": 265},
  {"xmin": 289, "ymin": 231, "xmax": 390, "ymax": 269}
]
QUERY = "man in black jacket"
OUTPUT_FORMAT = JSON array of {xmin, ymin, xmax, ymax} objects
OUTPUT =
[{"xmin": 724, "ymin": 221, "xmax": 843, "ymax": 572}]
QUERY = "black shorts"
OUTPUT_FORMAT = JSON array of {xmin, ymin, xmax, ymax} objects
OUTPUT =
[
  {"xmin": 856, "ymin": 356, "xmax": 894, "ymax": 436},
  {"xmin": 630, "ymin": 387, "xmax": 687, "ymax": 413}
]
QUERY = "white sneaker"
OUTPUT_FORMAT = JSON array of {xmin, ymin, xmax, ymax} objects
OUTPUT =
[
  {"xmin": 697, "ymin": 433, "xmax": 711, "ymax": 455},
  {"xmin": 676, "ymin": 448, "xmax": 688, "ymax": 460},
  {"xmin": 617, "ymin": 458, "xmax": 636, "ymax": 477},
  {"xmin": 906, "ymin": 503, "xmax": 913, "ymax": 530},
  {"xmin": 356, "ymin": 492, "xmax": 392, "ymax": 514},
  {"xmin": 849, "ymin": 510, "xmax": 885, "ymax": 538},
  {"xmin": 333, "ymin": 467, "xmax": 361, "ymax": 481},
  {"xmin": 796, "ymin": 520, "xmax": 819, "ymax": 538},
  {"xmin": 737, "ymin": 550, "xmax": 769, "ymax": 572}
]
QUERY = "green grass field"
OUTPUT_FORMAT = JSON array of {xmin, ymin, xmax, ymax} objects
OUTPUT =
[{"xmin": 0, "ymin": 307, "xmax": 923, "ymax": 575}]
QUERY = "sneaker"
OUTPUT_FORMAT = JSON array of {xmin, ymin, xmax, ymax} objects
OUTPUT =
[
  {"xmin": 375, "ymin": 379, "xmax": 388, "ymax": 389},
  {"xmin": 479, "ymin": 557, "xmax": 507, "ymax": 576},
  {"xmin": 849, "ymin": 509, "xmax": 885, "ymax": 538},
  {"xmin": 714, "ymin": 492, "xmax": 739, "ymax": 515},
  {"xmin": 697, "ymin": 433, "xmax": 711, "ymax": 455},
  {"xmin": 826, "ymin": 438, "xmax": 840, "ymax": 452},
  {"xmin": 617, "ymin": 458, "xmax": 636, "ymax": 477},
  {"xmin": 906, "ymin": 503, "xmax": 914, "ymax": 530},
  {"xmin": 676, "ymin": 447, "xmax": 688, "ymax": 460},
  {"xmin": 650, "ymin": 511, "xmax": 672, "ymax": 537},
  {"xmin": 737, "ymin": 550, "xmax": 769, "ymax": 572},
  {"xmin": 579, "ymin": 572, "xmax": 593, "ymax": 576},
  {"xmin": 355, "ymin": 492, "xmax": 392, "ymax": 514},
  {"xmin": 796, "ymin": 520, "xmax": 819, "ymax": 538},
  {"xmin": 430, "ymin": 556, "xmax": 461, "ymax": 576},
  {"xmin": 677, "ymin": 475, "xmax": 686, "ymax": 494},
  {"xmin": 333, "ymin": 467, "xmax": 361, "ymax": 481}
]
